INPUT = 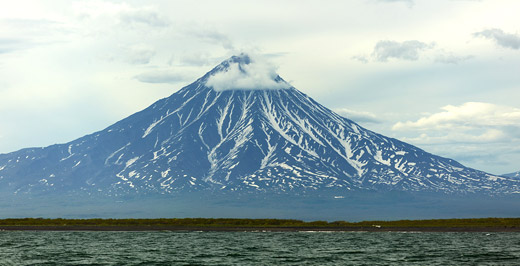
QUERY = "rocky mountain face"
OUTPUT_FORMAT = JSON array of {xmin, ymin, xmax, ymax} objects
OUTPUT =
[{"xmin": 1, "ymin": 54, "xmax": 518, "ymax": 199}]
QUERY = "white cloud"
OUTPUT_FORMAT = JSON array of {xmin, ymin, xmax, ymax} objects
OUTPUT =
[
  {"xmin": 473, "ymin": 28, "xmax": 520, "ymax": 50},
  {"xmin": 399, "ymin": 129, "xmax": 507, "ymax": 145},
  {"xmin": 334, "ymin": 108, "xmax": 381, "ymax": 123},
  {"xmin": 393, "ymin": 102, "xmax": 520, "ymax": 130},
  {"xmin": 205, "ymin": 54, "xmax": 290, "ymax": 91},
  {"xmin": 372, "ymin": 40, "xmax": 434, "ymax": 62},
  {"xmin": 392, "ymin": 102, "xmax": 520, "ymax": 144},
  {"xmin": 389, "ymin": 102, "xmax": 520, "ymax": 173}
]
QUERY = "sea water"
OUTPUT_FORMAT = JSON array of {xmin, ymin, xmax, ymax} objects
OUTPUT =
[{"xmin": 1, "ymin": 231, "xmax": 519, "ymax": 265}]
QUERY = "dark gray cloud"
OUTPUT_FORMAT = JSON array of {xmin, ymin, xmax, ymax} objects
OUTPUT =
[
  {"xmin": 473, "ymin": 28, "xmax": 520, "ymax": 50},
  {"xmin": 135, "ymin": 71, "xmax": 185, "ymax": 84},
  {"xmin": 372, "ymin": 40, "xmax": 434, "ymax": 62}
]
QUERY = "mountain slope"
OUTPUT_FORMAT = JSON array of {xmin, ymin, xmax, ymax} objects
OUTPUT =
[
  {"xmin": 0, "ymin": 54, "xmax": 518, "ymax": 197},
  {"xmin": 503, "ymin": 171, "xmax": 520, "ymax": 179}
]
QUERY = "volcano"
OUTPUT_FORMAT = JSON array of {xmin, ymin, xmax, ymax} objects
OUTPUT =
[
  {"xmin": 1, "ymin": 54, "xmax": 517, "ymax": 198},
  {"xmin": 1, "ymin": 54, "xmax": 519, "ymax": 219}
]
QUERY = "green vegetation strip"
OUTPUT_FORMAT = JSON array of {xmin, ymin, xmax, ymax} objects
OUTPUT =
[{"xmin": 0, "ymin": 218, "xmax": 519, "ymax": 228}]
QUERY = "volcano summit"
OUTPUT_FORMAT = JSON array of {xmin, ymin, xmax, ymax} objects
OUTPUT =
[{"xmin": 1, "ymin": 54, "xmax": 519, "ymax": 219}]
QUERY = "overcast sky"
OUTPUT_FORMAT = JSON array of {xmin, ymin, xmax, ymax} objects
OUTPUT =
[{"xmin": 1, "ymin": 0, "xmax": 519, "ymax": 174}]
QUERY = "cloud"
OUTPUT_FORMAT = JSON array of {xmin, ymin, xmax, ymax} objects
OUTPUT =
[
  {"xmin": 393, "ymin": 102, "xmax": 520, "ymax": 130},
  {"xmin": 434, "ymin": 53, "xmax": 474, "ymax": 64},
  {"xmin": 205, "ymin": 54, "xmax": 290, "ymax": 91},
  {"xmin": 351, "ymin": 40, "xmax": 430, "ymax": 63},
  {"xmin": 190, "ymin": 28, "xmax": 234, "ymax": 51},
  {"xmin": 372, "ymin": 40, "xmax": 434, "ymax": 62},
  {"xmin": 73, "ymin": 1, "xmax": 168, "ymax": 29},
  {"xmin": 351, "ymin": 55, "xmax": 369, "ymax": 63},
  {"xmin": 176, "ymin": 53, "xmax": 212, "ymax": 66},
  {"xmin": 392, "ymin": 102, "xmax": 520, "ymax": 144},
  {"xmin": 398, "ymin": 130, "xmax": 507, "ymax": 145},
  {"xmin": 473, "ymin": 28, "xmax": 520, "ymax": 50},
  {"xmin": 354, "ymin": 43, "xmax": 469, "ymax": 64},
  {"xmin": 134, "ymin": 71, "xmax": 185, "ymax": 84},
  {"xmin": 127, "ymin": 46, "xmax": 156, "ymax": 64},
  {"xmin": 334, "ymin": 108, "xmax": 381, "ymax": 123},
  {"xmin": 119, "ymin": 9, "xmax": 169, "ymax": 27}
]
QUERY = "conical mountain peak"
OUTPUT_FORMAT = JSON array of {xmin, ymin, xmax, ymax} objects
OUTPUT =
[
  {"xmin": 204, "ymin": 54, "xmax": 290, "ymax": 92},
  {"xmin": 203, "ymin": 53, "xmax": 252, "ymax": 76},
  {"xmin": 227, "ymin": 53, "xmax": 252, "ymax": 65}
]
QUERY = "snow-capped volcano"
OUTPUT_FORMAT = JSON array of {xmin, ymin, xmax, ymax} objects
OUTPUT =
[{"xmin": 0, "ymin": 54, "xmax": 518, "ymax": 197}]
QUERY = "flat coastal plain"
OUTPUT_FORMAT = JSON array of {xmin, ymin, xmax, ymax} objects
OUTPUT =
[{"xmin": 1, "ymin": 218, "xmax": 520, "ymax": 232}]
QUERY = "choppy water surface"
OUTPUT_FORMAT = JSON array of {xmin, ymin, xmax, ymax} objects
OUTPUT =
[{"xmin": 1, "ymin": 231, "xmax": 519, "ymax": 265}]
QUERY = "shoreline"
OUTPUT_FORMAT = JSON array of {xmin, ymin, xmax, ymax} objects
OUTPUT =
[{"xmin": 1, "ymin": 226, "xmax": 520, "ymax": 232}]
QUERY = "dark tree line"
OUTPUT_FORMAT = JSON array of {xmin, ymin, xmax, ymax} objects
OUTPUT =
[{"xmin": 0, "ymin": 217, "xmax": 519, "ymax": 228}]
